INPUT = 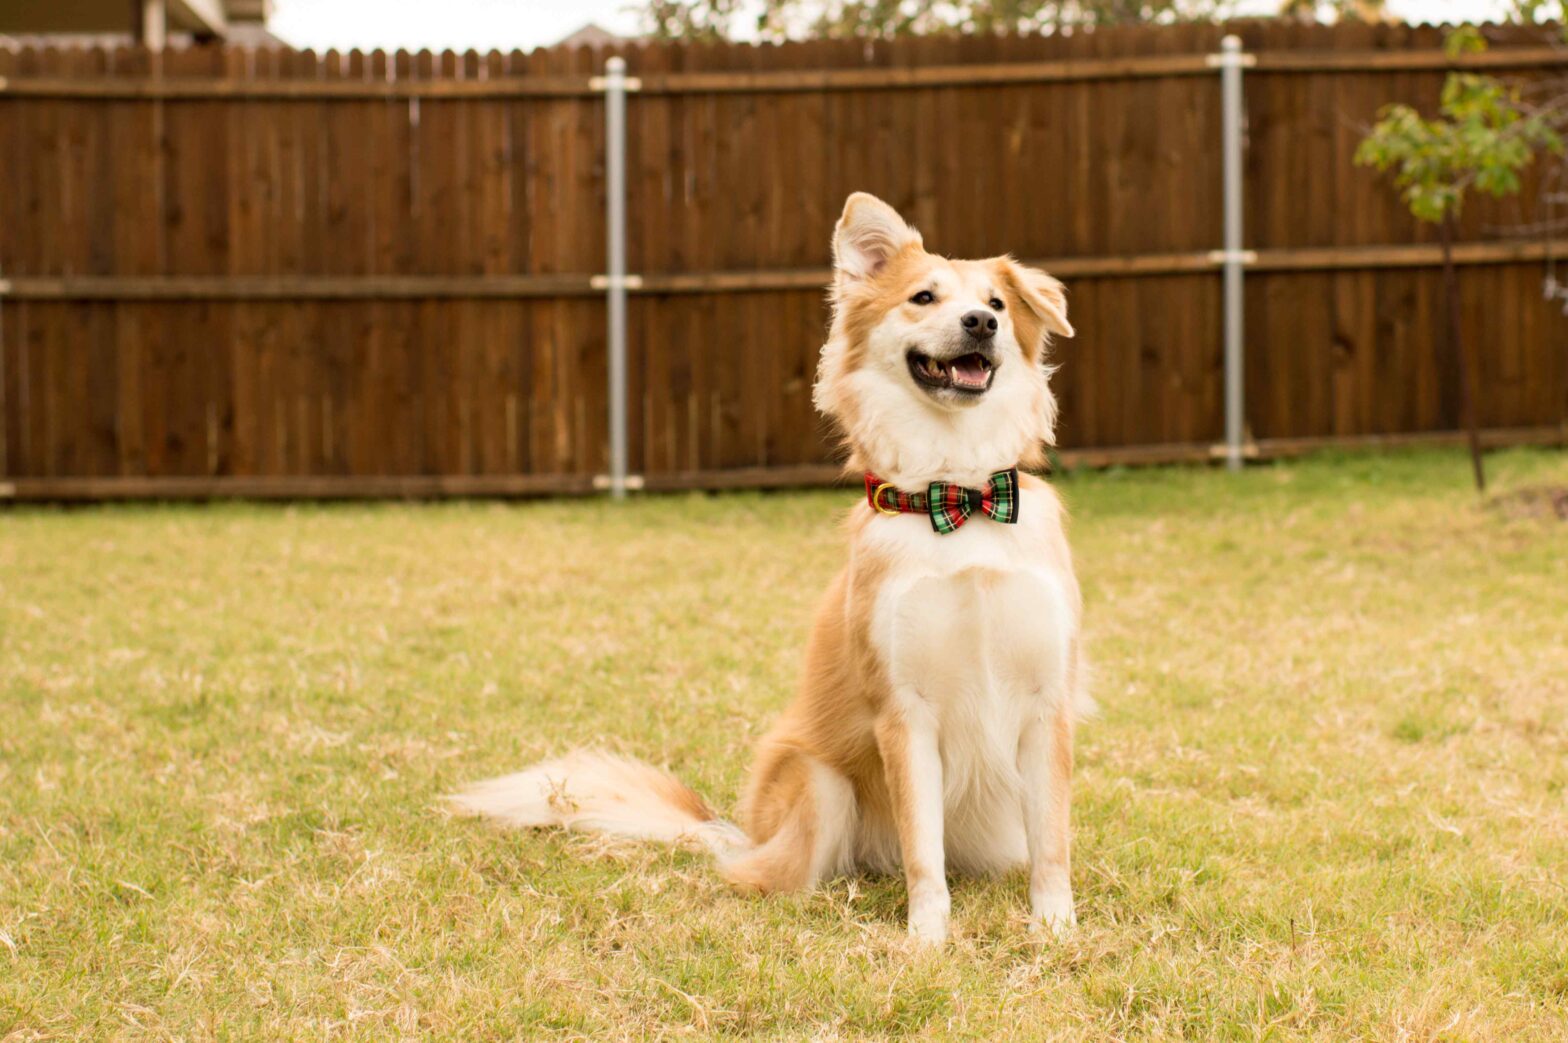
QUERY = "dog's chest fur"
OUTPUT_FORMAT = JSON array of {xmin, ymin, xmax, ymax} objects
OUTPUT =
[{"xmin": 858, "ymin": 487, "xmax": 1077, "ymax": 871}]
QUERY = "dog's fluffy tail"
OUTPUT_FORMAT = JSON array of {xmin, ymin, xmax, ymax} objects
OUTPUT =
[{"xmin": 445, "ymin": 749, "xmax": 749, "ymax": 858}]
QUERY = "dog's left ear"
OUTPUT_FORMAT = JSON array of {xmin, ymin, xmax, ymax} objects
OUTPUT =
[{"xmin": 1003, "ymin": 260, "xmax": 1074, "ymax": 340}]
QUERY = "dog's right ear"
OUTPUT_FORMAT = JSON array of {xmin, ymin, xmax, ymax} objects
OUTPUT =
[{"xmin": 833, "ymin": 192, "xmax": 922, "ymax": 285}]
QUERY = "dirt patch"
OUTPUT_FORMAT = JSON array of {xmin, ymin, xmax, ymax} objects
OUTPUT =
[{"xmin": 1490, "ymin": 485, "xmax": 1568, "ymax": 521}]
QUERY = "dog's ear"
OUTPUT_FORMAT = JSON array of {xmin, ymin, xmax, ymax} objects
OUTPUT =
[
  {"xmin": 1003, "ymin": 260, "xmax": 1074, "ymax": 340},
  {"xmin": 833, "ymin": 192, "xmax": 922, "ymax": 285}
]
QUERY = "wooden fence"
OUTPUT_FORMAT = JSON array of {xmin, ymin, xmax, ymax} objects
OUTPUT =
[{"xmin": 1, "ymin": 21, "xmax": 1565, "ymax": 499}]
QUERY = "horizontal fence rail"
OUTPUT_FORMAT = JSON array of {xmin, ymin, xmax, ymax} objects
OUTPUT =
[
  {"xmin": 7, "ymin": 425, "xmax": 1567, "ymax": 502},
  {"xmin": 1, "ymin": 21, "xmax": 1566, "ymax": 499},
  {"xmin": 2, "ymin": 241, "xmax": 1562, "ymax": 300},
  {"xmin": 2, "ymin": 44, "xmax": 1564, "ymax": 98}
]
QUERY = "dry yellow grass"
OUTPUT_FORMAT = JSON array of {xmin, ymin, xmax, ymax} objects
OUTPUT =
[{"xmin": 2, "ymin": 447, "xmax": 1566, "ymax": 1040}]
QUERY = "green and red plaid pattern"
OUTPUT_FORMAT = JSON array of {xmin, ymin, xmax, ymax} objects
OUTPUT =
[{"xmin": 864, "ymin": 467, "xmax": 1020, "ymax": 534}]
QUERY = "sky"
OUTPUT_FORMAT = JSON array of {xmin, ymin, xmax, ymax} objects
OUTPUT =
[
  {"xmin": 269, "ymin": 0, "xmax": 646, "ymax": 52},
  {"xmin": 269, "ymin": 0, "xmax": 1516, "ymax": 54}
]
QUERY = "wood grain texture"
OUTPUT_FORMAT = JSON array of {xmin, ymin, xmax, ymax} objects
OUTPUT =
[{"xmin": 1, "ymin": 24, "xmax": 1564, "ymax": 495}]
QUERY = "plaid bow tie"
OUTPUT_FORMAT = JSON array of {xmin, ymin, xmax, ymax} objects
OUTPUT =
[{"xmin": 864, "ymin": 467, "xmax": 1020, "ymax": 534}]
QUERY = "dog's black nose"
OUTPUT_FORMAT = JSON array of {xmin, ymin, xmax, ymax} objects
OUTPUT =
[{"xmin": 960, "ymin": 309, "xmax": 998, "ymax": 340}]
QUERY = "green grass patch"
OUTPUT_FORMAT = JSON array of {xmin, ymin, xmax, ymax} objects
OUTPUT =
[{"xmin": 3, "ymin": 447, "xmax": 1566, "ymax": 1039}]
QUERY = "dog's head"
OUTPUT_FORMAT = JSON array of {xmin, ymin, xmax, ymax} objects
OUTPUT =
[{"xmin": 814, "ymin": 192, "xmax": 1073, "ymax": 487}]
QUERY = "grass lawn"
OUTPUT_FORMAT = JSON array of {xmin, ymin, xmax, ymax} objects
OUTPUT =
[{"xmin": 3, "ymin": 448, "xmax": 1567, "ymax": 1041}]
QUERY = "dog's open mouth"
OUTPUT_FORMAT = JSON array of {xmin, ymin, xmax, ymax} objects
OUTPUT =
[{"xmin": 907, "ymin": 349, "xmax": 996, "ymax": 395}]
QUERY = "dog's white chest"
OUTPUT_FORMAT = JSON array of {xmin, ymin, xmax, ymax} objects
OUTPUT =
[
  {"xmin": 884, "ymin": 562, "xmax": 1066, "ymax": 703},
  {"xmin": 868, "ymin": 494, "xmax": 1074, "ymax": 748}
]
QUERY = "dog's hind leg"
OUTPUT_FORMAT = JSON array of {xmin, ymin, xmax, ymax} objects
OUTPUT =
[{"xmin": 721, "ymin": 749, "xmax": 857, "ymax": 894}]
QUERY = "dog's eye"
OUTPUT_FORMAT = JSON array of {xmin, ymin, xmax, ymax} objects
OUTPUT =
[
  {"xmin": 988, "ymin": 297, "xmax": 1005, "ymax": 311},
  {"xmin": 909, "ymin": 290, "xmax": 935, "ymax": 306}
]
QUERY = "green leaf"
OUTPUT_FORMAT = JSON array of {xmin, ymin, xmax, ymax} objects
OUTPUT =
[{"xmin": 1443, "ymin": 26, "xmax": 1486, "ymax": 57}]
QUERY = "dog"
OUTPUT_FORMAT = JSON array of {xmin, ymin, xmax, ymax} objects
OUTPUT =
[{"xmin": 449, "ymin": 192, "xmax": 1086, "ymax": 943}]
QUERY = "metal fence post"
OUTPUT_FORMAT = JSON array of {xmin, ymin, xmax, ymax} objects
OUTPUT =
[
  {"xmin": 604, "ymin": 55, "xmax": 630, "ymax": 499},
  {"xmin": 1217, "ymin": 35, "xmax": 1248, "ymax": 471}
]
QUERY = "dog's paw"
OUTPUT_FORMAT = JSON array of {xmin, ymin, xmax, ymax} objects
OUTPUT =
[
  {"xmin": 907, "ymin": 890, "xmax": 951, "ymax": 945},
  {"xmin": 1030, "ymin": 890, "xmax": 1077, "ymax": 939},
  {"xmin": 907, "ymin": 912, "xmax": 949, "ymax": 945}
]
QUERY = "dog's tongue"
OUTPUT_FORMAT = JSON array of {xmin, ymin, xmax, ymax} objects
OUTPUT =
[{"xmin": 950, "ymin": 355, "xmax": 989, "ymax": 388}]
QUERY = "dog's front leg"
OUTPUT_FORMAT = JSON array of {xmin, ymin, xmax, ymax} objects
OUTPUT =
[
  {"xmin": 1019, "ymin": 707, "xmax": 1075, "ymax": 936},
  {"xmin": 876, "ymin": 696, "xmax": 948, "ymax": 943}
]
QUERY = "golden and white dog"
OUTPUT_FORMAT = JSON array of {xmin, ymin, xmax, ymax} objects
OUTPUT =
[{"xmin": 450, "ymin": 192, "xmax": 1086, "ymax": 943}]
